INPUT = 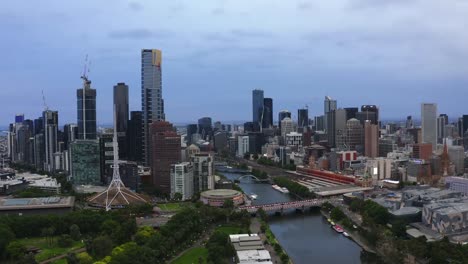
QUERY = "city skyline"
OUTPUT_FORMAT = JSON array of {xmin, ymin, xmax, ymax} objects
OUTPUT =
[{"xmin": 1, "ymin": 1, "xmax": 468, "ymax": 125}]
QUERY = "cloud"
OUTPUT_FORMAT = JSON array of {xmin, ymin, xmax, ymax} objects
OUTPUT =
[
  {"xmin": 212, "ymin": 7, "xmax": 224, "ymax": 15},
  {"xmin": 128, "ymin": 2, "xmax": 143, "ymax": 11},
  {"xmin": 297, "ymin": 2, "xmax": 313, "ymax": 10},
  {"xmin": 108, "ymin": 29, "xmax": 170, "ymax": 40},
  {"xmin": 348, "ymin": 0, "xmax": 418, "ymax": 9},
  {"xmin": 230, "ymin": 29, "xmax": 274, "ymax": 38}
]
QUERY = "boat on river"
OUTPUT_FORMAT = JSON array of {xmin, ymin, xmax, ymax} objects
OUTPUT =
[
  {"xmin": 332, "ymin": 225, "xmax": 344, "ymax": 233},
  {"xmin": 249, "ymin": 193, "xmax": 258, "ymax": 200},
  {"xmin": 343, "ymin": 232, "xmax": 349, "ymax": 237},
  {"xmin": 272, "ymin": 185, "xmax": 289, "ymax": 194}
]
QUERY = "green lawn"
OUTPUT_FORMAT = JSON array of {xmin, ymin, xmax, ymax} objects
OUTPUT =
[
  {"xmin": 171, "ymin": 247, "xmax": 208, "ymax": 264},
  {"xmin": 50, "ymin": 259, "xmax": 68, "ymax": 264},
  {"xmin": 215, "ymin": 225, "xmax": 245, "ymax": 235},
  {"xmin": 17, "ymin": 236, "xmax": 84, "ymax": 262},
  {"xmin": 158, "ymin": 202, "xmax": 192, "ymax": 211}
]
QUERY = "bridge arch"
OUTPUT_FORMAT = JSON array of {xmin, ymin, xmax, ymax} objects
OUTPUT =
[{"xmin": 236, "ymin": 174, "xmax": 262, "ymax": 181}]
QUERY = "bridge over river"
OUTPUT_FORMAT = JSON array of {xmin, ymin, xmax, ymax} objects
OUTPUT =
[{"xmin": 237, "ymin": 199, "xmax": 328, "ymax": 213}]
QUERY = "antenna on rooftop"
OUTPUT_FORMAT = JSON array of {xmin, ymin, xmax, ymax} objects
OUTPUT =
[{"xmin": 42, "ymin": 89, "xmax": 49, "ymax": 111}]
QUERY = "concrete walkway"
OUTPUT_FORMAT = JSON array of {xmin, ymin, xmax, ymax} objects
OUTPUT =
[{"xmin": 40, "ymin": 247, "xmax": 86, "ymax": 264}]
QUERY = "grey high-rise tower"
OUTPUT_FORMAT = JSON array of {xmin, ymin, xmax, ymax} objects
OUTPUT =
[
  {"xmin": 421, "ymin": 103, "xmax": 437, "ymax": 150},
  {"xmin": 437, "ymin": 114, "xmax": 448, "ymax": 144},
  {"xmin": 278, "ymin": 110, "xmax": 291, "ymax": 129},
  {"xmin": 43, "ymin": 110, "xmax": 58, "ymax": 172},
  {"xmin": 324, "ymin": 96, "xmax": 337, "ymax": 132},
  {"xmin": 114, "ymin": 82, "xmax": 129, "ymax": 159},
  {"xmin": 252, "ymin": 89, "xmax": 264, "ymax": 127},
  {"xmin": 262, "ymin": 98, "xmax": 273, "ymax": 129},
  {"xmin": 77, "ymin": 76, "xmax": 97, "ymax": 140},
  {"xmin": 298, "ymin": 108, "xmax": 309, "ymax": 129},
  {"xmin": 142, "ymin": 49, "xmax": 164, "ymax": 165}
]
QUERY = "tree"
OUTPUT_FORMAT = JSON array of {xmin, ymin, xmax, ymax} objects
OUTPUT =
[
  {"xmin": 57, "ymin": 234, "xmax": 74, "ymax": 248},
  {"xmin": 76, "ymin": 252, "xmax": 93, "ymax": 264},
  {"xmin": 349, "ymin": 199, "xmax": 364, "ymax": 213},
  {"xmin": 100, "ymin": 219, "xmax": 120, "ymax": 237},
  {"xmin": 66, "ymin": 252, "xmax": 79, "ymax": 264},
  {"xmin": 223, "ymin": 199, "xmax": 234, "ymax": 223},
  {"xmin": 243, "ymin": 152, "xmax": 250, "ymax": 160},
  {"xmin": 18, "ymin": 253, "xmax": 38, "ymax": 264},
  {"xmin": 391, "ymin": 220, "xmax": 407, "ymax": 238},
  {"xmin": 70, "ymin": 224, "xmax": 81, "ymax": 241},
  {"xmin": 280, "ymin": 252, "xmax": 290, "ymax": 264},
  {"xmin": 0, "ymin": 225, "xmax": 15, "ymax": 258},
  {"xmin": 173, "ymin": 192, "xmax": 183, "ymax": 201},
  {"xmin": 90, "ymin": 236, "xmax": 114, "ymax": 259},
  {"xmin": 330, "ymin": 207, "xmax": 346, "ymax": 222},
  {"xmin": 6, "ymin": 241, "xmax": 26, "ymax": 260}
]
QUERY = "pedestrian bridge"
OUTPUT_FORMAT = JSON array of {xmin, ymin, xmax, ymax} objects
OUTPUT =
[{"xmin": 237, "ymin": 199, "xmax": 327, "ymax": 213}]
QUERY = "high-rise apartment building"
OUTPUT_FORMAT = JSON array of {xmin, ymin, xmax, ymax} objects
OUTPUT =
[
  {"xmin": 77, "ymin": 77, "xmax": 97, "ymax": 140},
  {"xmin": 191, "ymin": 153, "xmax": 215, "ymax": 192},
  {"xmin": 43, "ymin": 110, "xmax": 58, "ymax": 172},
  {"xmin": 114, "ymin": 82, "xmax": 129, "ymax": 159},
  {"xmin": 150, "ymin": 121, "xmax": 181, "ymax": 194},
  {"xmin": 324, "ymin": 96, "xmax": 337, "ymax": 131},
  {"xmin": 345, "ymin": 118, "xmax": 363, "ymax": 151},
  {"xmin": 281, "ymin": 117, "xmax": 294, "ymax": 138},
  {"xmin": 437, "ymin": 114, "xmax": 448, "ymax": 144},
  {"xmin": 252, "ymin": 89, "xmax": 264, "ymax": 127},
  {"xmin": 421, "ymin": 103, "xmax": 437, "ymax": 150},
  {"xmin": 170, "ymin": 162, "xmax": 194, "ymax": 201},
  {"xmin": 70, "ymin": 140, "xmax": 101, "ymax": 185},
  {"xmin": 142, "ymin": 49, "xmax": 164, "ymax": 165}
]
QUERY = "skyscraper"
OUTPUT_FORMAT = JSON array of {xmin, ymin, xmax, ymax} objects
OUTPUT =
[
  {"xmin": 127, "ymin": 111, "xmax": 144, "ymax": 163},
  {"xmin": 114, "ymin": 82, "xmax": 129, "ymax": 159},
  {"xmin": 437, "ymin": 114, "xmax": 448, "ymax": 144},
  {"xmin": 278, "ymin": 110, "xmax": 291, "ymax": 129},
  {"xmin": 463, "ymin": 115, "xmax": 468, "ymax": 136},
  {"xmin": 262, "ymin": 98, "xmax": 273, "ymax": 128},
  {"xmin": 43, "ymin": 110, "xmax": 58, "ymax": 172},
  {"xmin": 406, "ymin": 116, "xmax": 413, "ymax": 129},
  {"xmin": 142, "ymin": 49, "xmax": 164, "ymax": 165},
  {"xmin": 324, "ymin": 96, "xmax": 337, "ymax": 132},
  {"xmin": 198, "ymin": 117, "xmax": 212, "ymax": 140},
  {"xmin": 421, "ymin": 103, "xmax": 437, "ymax": 150},
  {"xmin": 364, "ymin": 120, "xmax": 379, "ymax": 158},
  {"xmin": 298, "ymin": 108, "xmax": 309, "ymax": 129},
  {"xmin": 150, "ymin": 121, "xmax": 181, "ymax": 193},
  {"xmin": 252, "ymin": 89, "xmax": 264, "ymax": 127},
  {"xmin": 356, "ymin": 105, "xmax": 379, "ymax": 126},
  {"xmin": 63, "ymin": 124, "xmax": 77, "ymax": 150},
  {"xmin": 77, "ymin": 76, "xmax": 97, "ymax": 140},
  {"xmin": 186, "ymin": 124, "xmax": 198, "ymax": 145}
]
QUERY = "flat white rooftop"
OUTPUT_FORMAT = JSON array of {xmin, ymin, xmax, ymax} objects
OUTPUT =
[{"xmin": 237, "ymin": 250, "xmax": 271, "ymax": 263}]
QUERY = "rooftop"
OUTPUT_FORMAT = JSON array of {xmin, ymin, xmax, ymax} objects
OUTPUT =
[
  {"xmin": 0, "ymin": 196, "xmax": 74, "ymax": 211},
  {"xmin": 236, "ymin": 250, "xmax": 271, "ymax": 262},
  {"xmin": 201, "ymin": 189, "xmax": 242, "ymax": 199}
]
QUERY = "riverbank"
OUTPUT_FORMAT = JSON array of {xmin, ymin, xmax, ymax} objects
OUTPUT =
[
  {"xmin": 250, "ymin": 217, "xmax": 287, "ymax": 264},
  {"xmin": 320, "ymin": 209, "xmax": 376, "ymax": 254}
]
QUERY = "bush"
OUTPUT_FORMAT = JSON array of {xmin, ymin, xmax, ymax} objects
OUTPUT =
[
  {"xmin": 6, "ymin": 241, "xmax": 26, "ymax": 260},
  {"xmin": 273, "ymin": 243, "xmax": 282, "ymax": 253},
  {"xmin": 57, "ymin": 234, "xmax": 74, "ymax": 248},
  {"xmin": 330, "ymin": 207, "xmax": 346, "ymax": 222},
  {"xmin": 280, "ymin": 252, "xmax": 290, "ymax": 264}
]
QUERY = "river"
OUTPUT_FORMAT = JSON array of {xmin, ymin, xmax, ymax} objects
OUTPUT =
[{"xmin": 222, "ymin": 171, "xmax": 374, "ymax": 264}]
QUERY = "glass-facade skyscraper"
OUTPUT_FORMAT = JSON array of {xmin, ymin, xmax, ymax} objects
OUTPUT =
[
  {"xmin": 142, "ymin": 49, "xmax": 164, "ymax": 165},
  {"xmin": 114, "ymin": 82, "xmax": 129, "ymax": 159},
  {"xmin": 262, "ymin": 98, "xmax": 273, "ymax": 129},
  {"xmin": 252, "ymin": 89, "xmax": 264, "ymax": 127},
  {"xmin": 77, "ymin": 77, "xmax": 97, "ymax": 140}
]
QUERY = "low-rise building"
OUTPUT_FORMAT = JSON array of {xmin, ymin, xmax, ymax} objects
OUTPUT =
[
  {"xmin": 0, "ymin": 196, "xmax": 75, "ymax": 215},
  {"xmin": 422, "ymin": 202, "xmax": 468, "ymax": 235}
]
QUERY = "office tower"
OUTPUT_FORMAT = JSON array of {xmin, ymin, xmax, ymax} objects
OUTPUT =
[
  {"xmin": 198, "ymin": 117, "xmax": 212, "ymax": 140},
  {"xmin": 15, "ymin": 114, "xmax": 24, "ymax": 124},
  {"xmin": 345, "ymin": 118, "xmax": 363, "ymax": 151},
  {"xmin": 364, "ymin": 120, "xmax": 379, "ymax": 158},
  {"xmin": 63, "ymin": 124, "xmax": 78, "ymax": 150},
  {"xmin": 298, "ymin": 108, "xmax": 309, "ymax": 129},
  {"xmin": 142, "ymin": 49, "xmax": 165, "ymax": 166},
  {"xmin": 252, "ymin": 89, "xmax": 264, "ymax": 126},
  {"xmin": 356, "ymin": 105, "xmax": 379, "ymax": 126},
  {"xmin": 334, "ymin": 109, "xmax": 347, "ymax": 149},
  {"xmin": 406, "ymin": 116, "xmax": 413, "ymax": 129},
  {"xmin": 413, "ymin": 143, "xmax": 432, "ymax": 160},
  {"xmin": 281, "ymin": 117, "xmax": 294, "ymax": 138},
  {"xmin": 77, "ymin": 75, "xmax": 97, "ymax": 140},
  {"xmin": 262, "ymin": 98, "xmax": 273, "ymax": 128},
  {"xmin": 243, "ymin": 122, "xmax": 259, "ymax": 133},
  {"xmin": 448, "ymin": 146, "xmax": 465, "ymax": 175},
  {"xmin": 421, "ymin": 103, "xmax": 437, "ymax": 150},
  {"xmin": 326, "ymin": 110, "xmax": 336, "ymax": 148},
  {"xmin": 191, "ymin": 153, "xmax": 215, "ymax": 192},
  {"xmin": 463, "ymin": 115, "xmax": 468, "ymax": 136},
  {"xmin": 34, "ymin": 117, "xmax": 43, "ymax": 135},
  {"xmin": 170, "ymin": 162, "xmax": 194, "ymax": 200},
  {"xmin": 70, "ymin": 140, "xmax": 101, "ymax": 185},
  {"xmin": 127, "ymin": 111, "xmax": 144, "ymax": 163},
  {"xmin": 23, "ymin": 119, "xmax": 34, "ymax": 137},
  {"xmin": 437, "ymin": 114, "xmax": 448, "ymax": 144},
  {"xmin": 150, "ymin": 121, "xmax": 181, "ymax": 194},
  {"xmin": 344, "ymin": 107, "xmax": 359, "ymax": 120},
  {"xmin": 324, "ymin": 96, "xmax": 337, "ymax": 131},
  {"xmin": 314, "ymin": 115, "xmax": 325, "ymax": 131},
  {"xmin": 278, "ymin": 110, "xmax": 291, "ymax": 129},
  {"xmin": 113, "ymin": 82, "xmax": 129, "ymax": 159},
  {"xmin": 214, "ymin": 131, "xmax": 228, "ymax": 153},
  {"xmin": 43, "ymin": 110, "xmax": 58, "ymax": 172},
  {"xmin": 15, "ymin": 124, "xmax": 31, "ymax": 163},
  {"xmin": 186, "ymin": 124, "xmax": 198, "ymax": 145}
]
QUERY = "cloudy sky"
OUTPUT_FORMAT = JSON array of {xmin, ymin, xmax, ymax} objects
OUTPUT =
[{"xmin": 1, "ymin": 0, "xmax": 468, "ymax": 125}]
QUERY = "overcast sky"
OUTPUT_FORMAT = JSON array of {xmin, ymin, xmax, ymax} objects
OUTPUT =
[{"xmin": 1, "ymin": 0, "xmax": 468, "ymax": 125}]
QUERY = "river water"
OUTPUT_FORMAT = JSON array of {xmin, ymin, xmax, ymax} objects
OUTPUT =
[{"xmin": 222, "ymin": 172, "xmax": 368, "ymax": 264}]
